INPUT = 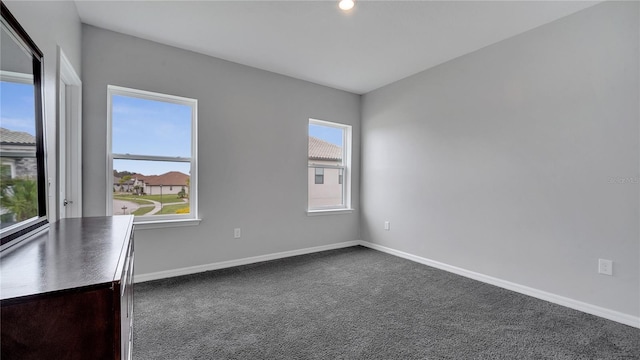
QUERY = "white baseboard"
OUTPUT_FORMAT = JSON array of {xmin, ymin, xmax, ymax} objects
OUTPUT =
[
  {"xmin": 359, "ymin": 241, "xmax": 640, "ymax": 329},
  {"xmin": 134, "ymin": 240, "xmax": 361, "ymax": 283}
]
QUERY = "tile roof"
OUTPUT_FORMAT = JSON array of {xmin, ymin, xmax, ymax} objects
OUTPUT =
[
  {"xmin": 0, "ymin": 128, "xmax": 36, "ymax": 145},
  {"xmin": 309, "ymin": 136, "xmax": 342, "ymax": 161},
  {"xmin": 136, "ymin": 171, "xmax": 189, "ymax": 186},
  {"xmin": 128, "ymin": 173, "xmax": 146, "ymax": 181}
]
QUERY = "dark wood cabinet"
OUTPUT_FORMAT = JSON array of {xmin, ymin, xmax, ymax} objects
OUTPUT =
[{"xmin": 1, "ymin": 216, "xmax": 135, "ymax": 360}]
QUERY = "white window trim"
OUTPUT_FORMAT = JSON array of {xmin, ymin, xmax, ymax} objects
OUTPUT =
[
  {"xmin": 0, "ymin": 70, "xmax": 33, "ymax": 84},
  {"xmin": 106, "ymin": 85, "xmax": 199, "ymax": 225},
  {"xmin": 306, "ymin": 208, "xmax": 355, "ymax": 216},
  {"xmin": 307, "ymin": 118, "xmax": 352, "ymax": 214},
  {"xmin": 134, "ymin": 218, "xmax": 201, "ymax": 230},
  {"xmin": 1, "ymin": 161, "xmax": 15, "ymax": 179}
]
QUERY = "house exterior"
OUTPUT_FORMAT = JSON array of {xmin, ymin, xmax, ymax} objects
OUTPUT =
[
  {"xmin": 113, "ymin": 176, "xmax": 135, "ymax": 192},
  {"xmin": 0, "ymin": 128, "xmax": 37, "ymax": 224},
  {"xmin": 113, "ymin": 171, "xmax": 189, "ymax": 196},
  {"xmin": 0, "ymin": 127, "xmax": 37, "ymax": 181},
  {"xmin": 308, "ymin": 136, "xmax": 343, "ymax": 208},
  {"xmin": 134, "ymin": 171, "xmax": 189, "ymax": 196}
]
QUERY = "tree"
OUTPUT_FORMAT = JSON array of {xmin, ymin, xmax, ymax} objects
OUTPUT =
[
  {"xmin": 113, "ymin": 169, "xmax": 136, "ymax": 178},
  {"xmin": 117, "ymin": 175, "xmax": 132, "ymax": 192},
  {"xmin": 0, "ymin": 179, "xmax": 38, "ymax": 222},
  {"xmin": 123, "ymin": 175, "xmax": 132, "ymax": 191},
  {"xmin": 184, "ymin": 177, "xmax": 190, "ymax": 199}
]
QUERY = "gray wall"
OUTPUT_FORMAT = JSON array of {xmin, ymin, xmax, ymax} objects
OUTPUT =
[
  {"xmin": 4, "ymin": 0, "xmax": 82, "ymax": 222},
  {"xmin": 361, "ymin": 1, "xmax": 639, "ymax": 317},
  {"xmin": 82, "ymin": 25, "xmax": 361, "ymax": 275}
]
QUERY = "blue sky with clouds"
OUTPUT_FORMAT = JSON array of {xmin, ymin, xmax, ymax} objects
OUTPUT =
[
  {"xmin": 112, "ymin": 95, "xmax": 192, "ymax": 157},
  {"xmin": 112, "ymin": 95, "xmax": 192, "ymax": 176},
  {"xmin": 0, "ymin": 82, "xmax": 36, "ymax": 135},
  {"xmin": 309, "ymin": 123, "xmax": 343, "ymax": 147}
]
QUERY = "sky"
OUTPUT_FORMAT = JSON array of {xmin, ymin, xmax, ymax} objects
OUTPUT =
[
  {"xmin": 0, "ymin": 81, "xmax": 36, "ymax": 135},
  {"xmin": 112, "ymin": 94, "xmax": 192, "ymax": 176},
  {"xmin": 309, "ymin": 123, "xmax": 343, "ymax": 147}
]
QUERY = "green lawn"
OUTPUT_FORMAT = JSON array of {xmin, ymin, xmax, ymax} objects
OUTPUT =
[
  {"xmin": 114, "ymin": 194, "xmax": 187, "ymax": 205},
  {"xmin": 156, "ymin": 203, "xmax": 189, "ymax": 215},
  {"xmin": 132, "ymin": 206, "xmax": 154, "ymax": 216},
  {"xmin": 113, "ymin": 195, "xmax": 154, "ymax": 206}
]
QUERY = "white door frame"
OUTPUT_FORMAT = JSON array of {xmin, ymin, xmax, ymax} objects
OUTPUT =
[{"xmin": 57, "ymin": 47, "xmax": 82, "ymax": 219}]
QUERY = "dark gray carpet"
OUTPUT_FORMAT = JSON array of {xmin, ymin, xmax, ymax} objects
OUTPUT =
[{"xmin": 133, "ymin": 246, "xmax": 639, "ymax": 359}]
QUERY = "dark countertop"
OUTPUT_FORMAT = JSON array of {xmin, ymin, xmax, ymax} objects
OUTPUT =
[{"xmin": 1, "ymin": 216, "xmax": 134, "ymax": 301}]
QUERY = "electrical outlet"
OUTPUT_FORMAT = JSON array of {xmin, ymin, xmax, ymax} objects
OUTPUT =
[
  {"xmin": 234, "ymin": 228, "xmax": 241, "ymax": 239},
  {"xmin": 384, "ymin": 221, "xmax": 390, "ymax": 231},
  {"xmin": 598, "ymin": 259, "xmax": 612, "ymax": 276}
]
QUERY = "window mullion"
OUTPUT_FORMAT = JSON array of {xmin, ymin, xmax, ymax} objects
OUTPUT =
[{"xmin": 113, "ymin": 153, "xmax": 192, "ymax": 162}]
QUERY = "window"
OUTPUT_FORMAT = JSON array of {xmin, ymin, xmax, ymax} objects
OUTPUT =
[
  {"xmin": 1, "ymin": 162, "xmax": 14, "ymax": 179},
  {"xmin": 314, "ymin": 168, "xmax": 324, "ymax": 184},
  {"xmin": 107, "ymin": 86, "xmax": 198, "ymax": 225},
  {"xmin": 1, "ymin": 3, "xmax": 47, "ymax": 247},
  {"xmin": 0, "ymin": 80, "xmax": 44, "ymax": 235},
  {"xmin": 308, "ymin": 119, "xmax": 351, "ymax": 211}
]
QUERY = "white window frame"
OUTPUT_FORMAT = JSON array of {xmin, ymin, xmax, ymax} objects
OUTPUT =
[
  {"xmin": 308, "ymin": 118, "xmax": 352, "ymax": 214},
  {"xmin": 1, "ymin": 70, "xmax": 33, "ymax": 84},
  {"xmin": 0, "ymin": 159, "xmax": 16, "ymax": 179},
  {"xmin": 106, "ymin": 85, "xmax": 199, "ymax": 228},
  {"xmin": 1, "ymin": 161, "xmax": 15, "ymax": 179}
]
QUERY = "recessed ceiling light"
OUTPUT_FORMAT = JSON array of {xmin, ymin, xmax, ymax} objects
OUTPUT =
[{"xmin": 338, "ymin": 0, "xmax": 354, "ymax": 11}]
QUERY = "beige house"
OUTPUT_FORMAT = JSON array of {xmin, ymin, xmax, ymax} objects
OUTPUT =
[
  {"xmin": 113, "ymin": 175, "xmax": 135, "ymax": 192},
  {"xmin": 134, "ymin": 171, "xmax": 189, "ymax": 196},
  {"xmin": 308, "ymin": 136, "xmax": 343, "ymax": 208}
]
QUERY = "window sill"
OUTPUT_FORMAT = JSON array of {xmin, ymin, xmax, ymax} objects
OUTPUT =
[
  {"xmin": 307, "ymin": 208, "xmax": 355, "ymax": 216},
  {"xmin": 134, "ymin": 218, "xmax": 201, "ymax": 230}
]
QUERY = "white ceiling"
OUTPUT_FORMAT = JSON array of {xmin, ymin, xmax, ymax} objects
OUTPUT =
[{"xmin": 74, "ymin": 0, "xmax": 600, "ymax": 94}]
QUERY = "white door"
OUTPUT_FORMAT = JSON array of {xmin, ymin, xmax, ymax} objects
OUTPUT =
[
  {"xmin": 58, "ymin": 79, "xmax": 67, "ymax": 218},
  {"xmin": 58, "ymin": 49, "xmax": 82, "ymax": 219}
]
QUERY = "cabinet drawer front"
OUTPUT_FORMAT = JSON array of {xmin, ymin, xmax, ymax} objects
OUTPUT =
[{"xmin": 1, "ymin": 288, "xmax": 115, "ymax": 359}]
